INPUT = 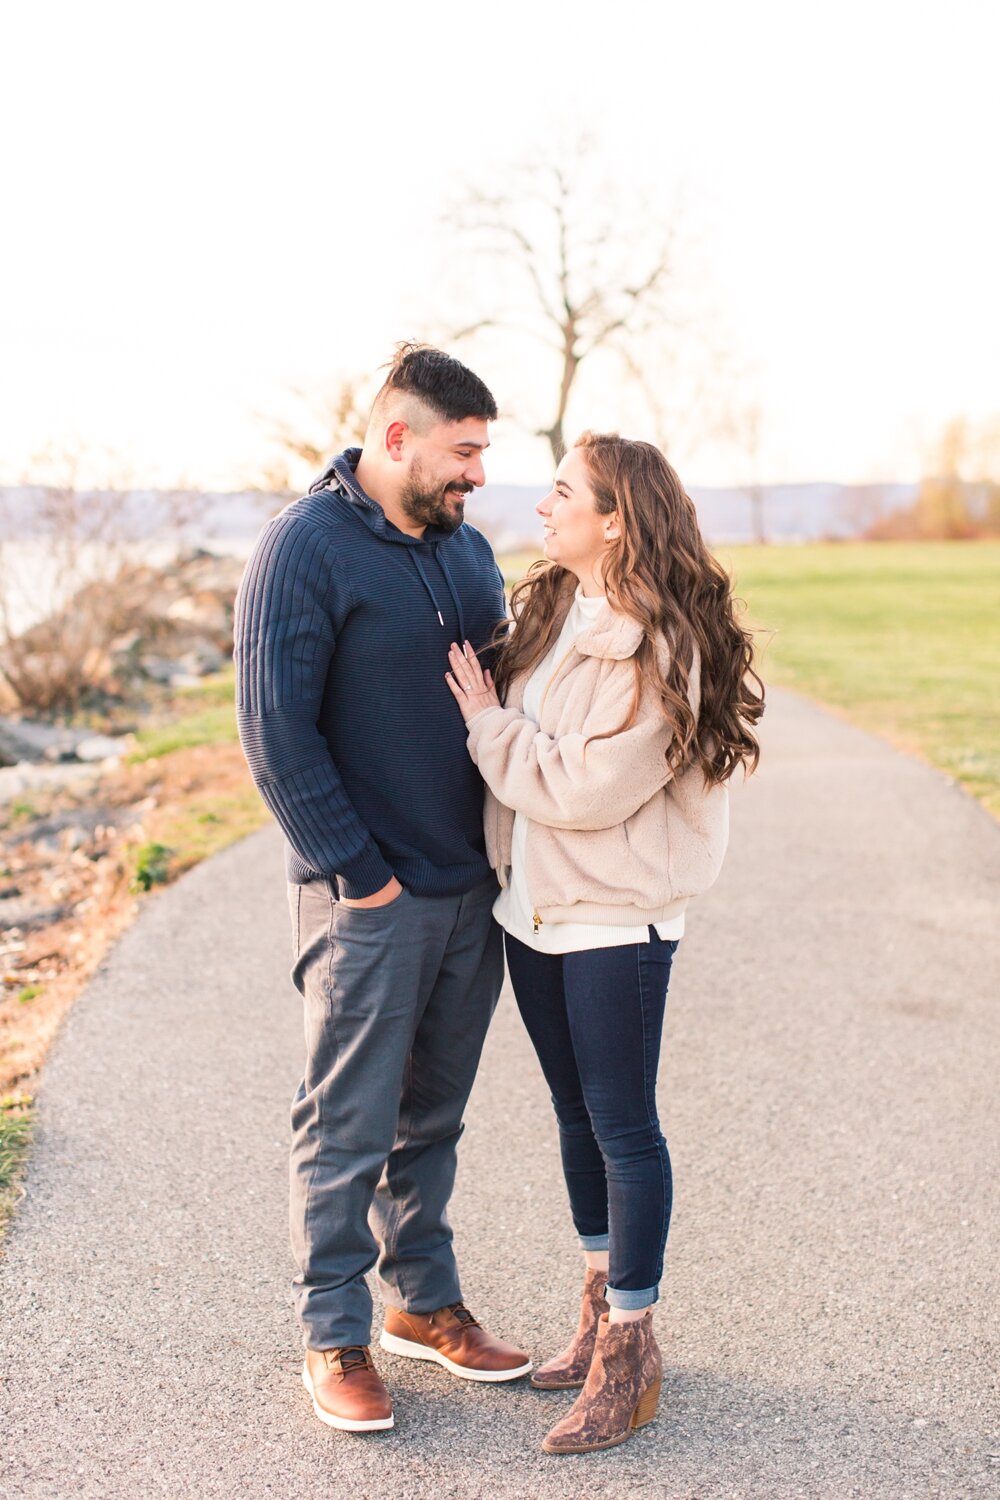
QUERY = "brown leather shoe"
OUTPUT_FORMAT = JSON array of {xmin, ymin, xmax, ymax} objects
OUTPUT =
[
  {"xmin": 531, "ymin": 1265, "xmax": 609, "ymax": 1389},
  {"xmin": 302, "ymin": 1346, "xmax": 394, "ymax": 1431},
  {"xmin": 380, "ymin": 1302, "xmax": 532, "ymax": 1382}
]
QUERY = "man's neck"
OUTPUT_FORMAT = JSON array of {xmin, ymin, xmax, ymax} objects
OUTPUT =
[{"xmin": 353, "ymin": 452, "xmax": 425, "ymax": 538}]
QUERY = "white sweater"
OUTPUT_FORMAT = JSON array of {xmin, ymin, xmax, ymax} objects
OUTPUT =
[{"xmin": 493, "ymin": 587, "xmax": 686, "ymax": 954}]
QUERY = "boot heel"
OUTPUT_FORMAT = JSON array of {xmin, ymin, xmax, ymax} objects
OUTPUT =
[{"xmin": 631, "ymin": 1376, "xmax": 661, "ymax": 1429}]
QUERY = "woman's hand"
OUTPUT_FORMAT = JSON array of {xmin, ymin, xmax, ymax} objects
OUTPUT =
[{"xmin": 446, "ymin": 640, "xmax": 501, "ymax": 724}]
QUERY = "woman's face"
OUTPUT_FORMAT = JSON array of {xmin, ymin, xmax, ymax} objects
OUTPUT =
[{"xmin": 536, "ymin": 447, "xmax": 619, "ymax": 588}]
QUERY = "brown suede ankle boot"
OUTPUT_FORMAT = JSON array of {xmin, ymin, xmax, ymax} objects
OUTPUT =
[
  {"xmin": 530, "ymin": 1267, "xmax": 610, "ymax": 1390},
  {"xmin": 541, "ymin": 1312, "xmax": 662, "ymax": 1455}
]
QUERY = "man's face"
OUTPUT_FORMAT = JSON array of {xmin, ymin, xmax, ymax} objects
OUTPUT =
[{"xmin": 398, "ymin": 417, "xmax": 489, "ymax": 535}]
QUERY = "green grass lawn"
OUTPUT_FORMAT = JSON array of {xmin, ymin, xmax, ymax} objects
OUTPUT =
[
  {"xmin": 498, "ymin": 541, "xmax": 1000, "ymax": 818},
  {"xmin": 0, "ymin": 1096, "xmax": 34, "ymax": 1232},
  {"xmin": 128, "ymin": 671, "xmax": 240, "ymax": 761},
  {"xmin": 123, "ymin": 668, "xmax": 269, "ymax": 878},
  {"xmin": 717, "ymin": 541, "xmax": 1000, "ymax": 817}
]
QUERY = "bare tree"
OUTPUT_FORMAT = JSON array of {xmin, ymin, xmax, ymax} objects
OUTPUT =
[
  {"xmin": 918, "ymin": 416, "xmax": 1000, "ymax": 536},
  {"xmin": 445, "ymin": 146, "xmax": 729, "ymax": 467},
  {"xmin": 968, "ymin": 414, "xmax": 1000, "ymax": 533},
  {"xmin": 0, "ymin": 447, "xmax": 216, "ymax": 715},
  {"xmin": 864, "ymin": 415, "xmax": 1000, "ymax": 540},
  {"xmin": 726, "ymin": 402, "xmax": 769, "ymax": 544},
  {"xmin": 911, "ymin": 419, "xmax": 976, "ymax": 538},
  {"xmin": 0, "ymin": 447, "xmax": 147, "ymax": 712},
  {"xmin": 257, "ymin": 375, "xmax": 373, "ymax": 496}
]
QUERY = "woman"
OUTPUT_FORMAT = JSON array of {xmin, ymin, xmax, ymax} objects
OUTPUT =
[{"xmin": 445, "ymin": 431, "xmax": 764, "ymax": 1456}]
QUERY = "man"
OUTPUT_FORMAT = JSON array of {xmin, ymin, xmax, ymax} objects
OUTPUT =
[{"xmin": 235, "ymin": 345, "xmax": 529, "ymax": 1433}]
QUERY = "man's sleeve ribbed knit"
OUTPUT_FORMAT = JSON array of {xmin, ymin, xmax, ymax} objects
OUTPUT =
[{"xmin": 233, "ymin": 513, "xmax": 394, "ymax": 898}]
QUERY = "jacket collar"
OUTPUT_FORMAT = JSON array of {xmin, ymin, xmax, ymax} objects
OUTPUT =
[
  {"xmin": 575, "ymin": 605, "xmax": 645, "ymax": 660},
  {"xmin": 549, "ymin": 587, "xmax": 645, "ymax": 661}
]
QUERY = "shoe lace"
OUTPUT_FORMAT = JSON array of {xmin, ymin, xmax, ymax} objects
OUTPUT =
[
  {"xmin": 333, "ymin": 1345, "xmax": 370, "ymax": 1373},
  {"xmin": 448, "ymin": 1303, "xmax": 480, "ymax": 1329}
]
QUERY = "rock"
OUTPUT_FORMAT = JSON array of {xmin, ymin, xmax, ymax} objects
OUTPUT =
[
  {"xmin": 0, "ymin": 897, "xmax": 71, "ymax": 931},
  {"xmin": 0, "ymin": 718, "xmax": 81, "ymax": 765},
  {"xmin": 0, "ymin": 761, "xmax": 100, "ymax": 805},
  {"xmin": 20, "ymin": 807, "xmax": 112, "ymax": 841},
  {"xmin": 74, "ymin": 735, "xmax": 127, "ymax": 763},
  {"xmin": 2, "ymin": 545, "xmax": 243, "ymax": 717},
  {"xmin": 165, "ymin": 595, "xmax": 232, "ymax": 636},
  {"xmin": 177, "ymin": 644, "xmax": 226, "ymax": 675},
  {"xmin": 0, "ymin": 718, "xmax": 126, "ymax": 767},
  {"xmin": 109, "ymin": 630, "xmax": 143, "ymax": 656},
  {"xmin": 138, "ymin": 655, "xmax": 177, "ymax": 684}
]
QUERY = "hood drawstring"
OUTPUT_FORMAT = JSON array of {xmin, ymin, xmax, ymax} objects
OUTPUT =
[
  {"xmin": 409, "ymin": 549, "xmax": 466, "ymax": 641},
  {"xmin": 437, "ymin": 550, "xmax": 466, "ymax": 643},
  {"xmin": 314, "ymin": 450, "xmax": 468, "ymax": 639},
  {"xmin": 410, "ymin": 551, "xmax": 446, "ymax": 627}
]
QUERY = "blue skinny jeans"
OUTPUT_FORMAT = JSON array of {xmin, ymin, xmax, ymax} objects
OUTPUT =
[{"xmin": 504, "ymin": 929, "xmax": 678, "ymax": 1310}]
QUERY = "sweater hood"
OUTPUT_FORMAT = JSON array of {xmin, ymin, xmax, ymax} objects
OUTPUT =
[{"xmin": 310, "ymin": 447, "xmax": 456, "ymax": 547}]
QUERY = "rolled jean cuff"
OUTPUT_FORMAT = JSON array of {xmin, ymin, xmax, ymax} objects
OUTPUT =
[
  {"xmin": 578, "ymin": 1232, "xmax": 610, "ymax": 1251},
  {"xmin": 604, "ymin": 1283, "xmax": 659, "ymax": 1311}
]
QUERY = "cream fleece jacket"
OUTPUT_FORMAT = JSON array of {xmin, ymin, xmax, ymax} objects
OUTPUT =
[{"xmin": 465, "ymin": 591, "xmax": 729, "ymax": 928}]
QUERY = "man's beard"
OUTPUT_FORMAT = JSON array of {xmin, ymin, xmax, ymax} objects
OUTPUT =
[{"xmin": 399, "ymin": 460, "xmax": 471, "ymax": 535}]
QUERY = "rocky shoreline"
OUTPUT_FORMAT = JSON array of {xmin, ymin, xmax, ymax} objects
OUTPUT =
[{"xmin": 0, "ymin": 550, "xmax": 263, "ymax": 1104}]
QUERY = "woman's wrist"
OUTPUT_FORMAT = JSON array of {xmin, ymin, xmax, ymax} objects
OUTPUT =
[
  {"xmin": 465, "ymin": 703, "xmax": 506, "ymax": 730},
  {"xmin": 464, "ymin": 708, "xmax": 509, "ymax": 744}
]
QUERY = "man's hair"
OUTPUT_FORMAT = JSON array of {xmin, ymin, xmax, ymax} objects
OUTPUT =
[{"xmin": 370, "ymin": 343, "xmax": 498, "ymax": 429}]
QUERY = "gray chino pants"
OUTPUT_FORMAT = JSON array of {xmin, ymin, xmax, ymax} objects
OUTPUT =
[{"xmin": 287, "ymin": 873, "xmax": 503, "ymax": 1350}]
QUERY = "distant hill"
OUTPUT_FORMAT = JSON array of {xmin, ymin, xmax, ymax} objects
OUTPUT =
[
  {"xmin": 0, "ymin": 488, "xmax": 279, "ymax": 548},
  {"xmin": 466, "ymin": 481, "xmax": 918, "ymax": 549},
  {"xmin": 0, "ymin": 480, "xmax": 919, "ymax": 551}
]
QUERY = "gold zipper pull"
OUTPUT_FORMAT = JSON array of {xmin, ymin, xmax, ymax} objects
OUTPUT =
[{"xmin": 532, "ymin": 910, "xmax": 542, "ymax": 934}]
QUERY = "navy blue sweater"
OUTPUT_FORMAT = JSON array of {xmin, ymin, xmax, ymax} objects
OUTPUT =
[{"xmin": 234, "ymin": 450, "xmax": 507, "ymax": 898}]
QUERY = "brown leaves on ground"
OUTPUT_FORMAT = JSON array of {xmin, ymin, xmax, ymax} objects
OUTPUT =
[{"xmin": 0, "ymin": 743, "xmax": 265, "ymax": 1099}]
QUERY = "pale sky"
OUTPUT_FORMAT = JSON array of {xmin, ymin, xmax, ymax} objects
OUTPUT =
[{"xmin": 1, "ymin": 0, "xmax": 997, "ymax": 489}]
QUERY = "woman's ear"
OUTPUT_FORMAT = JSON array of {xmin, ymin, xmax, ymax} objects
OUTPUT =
[{"xmin": 604, "ymin": 511, "xmax": 621, "ymax": 542}]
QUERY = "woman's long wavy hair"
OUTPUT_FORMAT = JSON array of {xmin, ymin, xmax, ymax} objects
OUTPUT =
[{"xmin": 492, "ymin": 431, "xmax": 765, "ymax": 785}]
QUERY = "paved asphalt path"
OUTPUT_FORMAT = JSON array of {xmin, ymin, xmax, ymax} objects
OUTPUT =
[{"xmin": 1, "ymin": 689, "xmax": 998, "ymax": 1500}]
